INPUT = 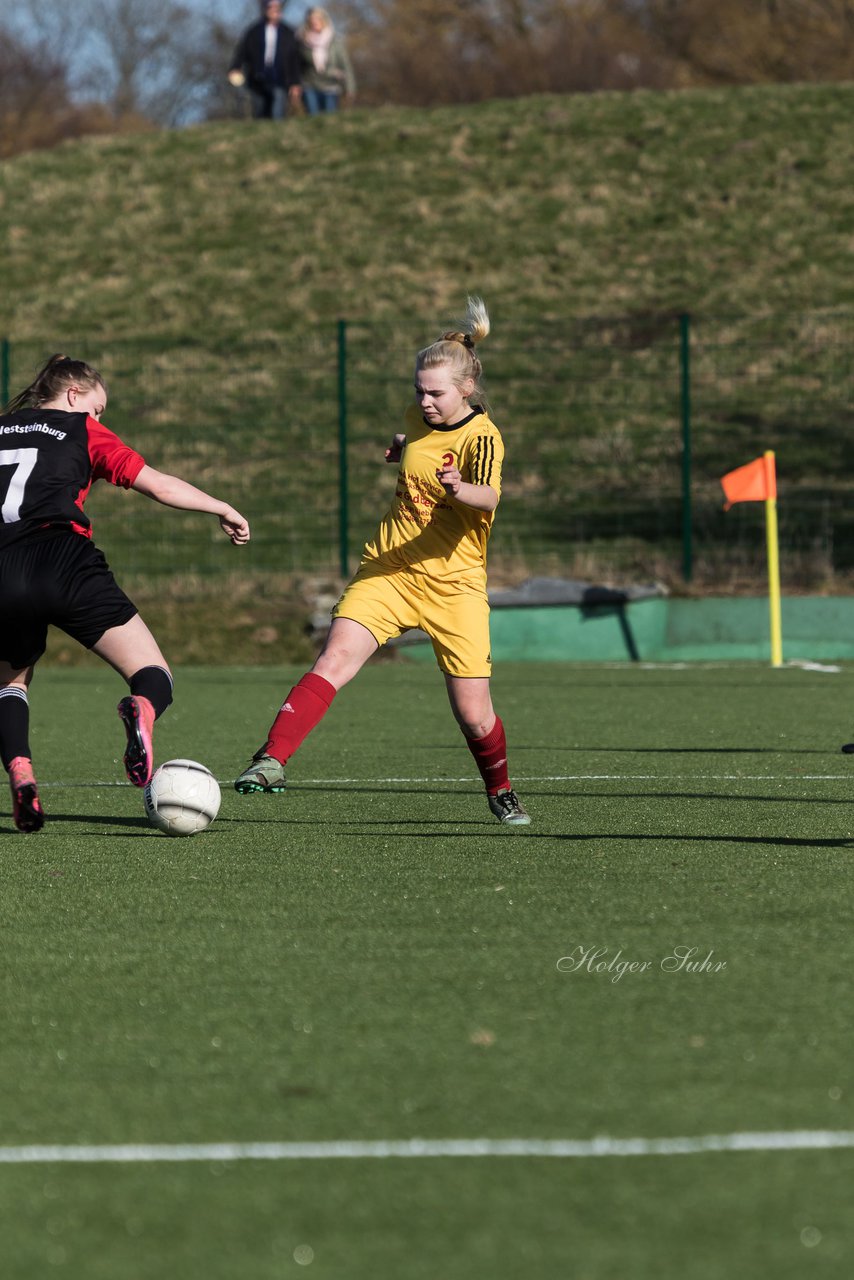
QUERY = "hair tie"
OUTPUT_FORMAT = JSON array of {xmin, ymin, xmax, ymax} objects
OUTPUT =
[{"xmin": 441, "ymin": 329, "xmax": 475, "ymax": 349}]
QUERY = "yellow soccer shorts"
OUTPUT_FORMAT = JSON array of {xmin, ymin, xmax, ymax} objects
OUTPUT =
[{"xmin": 332, "ymin": 564, "xmax": 492, "ymax": 678}]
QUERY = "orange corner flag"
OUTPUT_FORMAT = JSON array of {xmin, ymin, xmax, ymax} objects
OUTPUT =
[
  {"xmin": 720, "ymin": 450, "xmax": 783, "ymax": 667},
  {"xmin": 721, "ymin": 453, "xmax": 777, "ymax": 510}
]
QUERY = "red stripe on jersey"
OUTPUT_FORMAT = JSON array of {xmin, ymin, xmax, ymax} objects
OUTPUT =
[
  {"xmin": 73, "ymin": 416, "xmax": 146, "ymax": 531},
  {"xmin": 86, "ymin": 417, "xmax": 146, "ymax": 487}
]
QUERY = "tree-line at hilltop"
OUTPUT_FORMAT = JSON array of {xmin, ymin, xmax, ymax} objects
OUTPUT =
[{"xmin": 2, "ymin": 0, "xmax": 852, "ymax": 158}]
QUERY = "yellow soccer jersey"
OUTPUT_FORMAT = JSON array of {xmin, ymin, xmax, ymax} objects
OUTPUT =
[{"xmin": 361, "ymin": 403, "xmax": 504, "ymax": 583}]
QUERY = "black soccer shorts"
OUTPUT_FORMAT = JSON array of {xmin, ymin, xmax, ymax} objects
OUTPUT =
[{"xmin": 0, "ymin": 528, "xmax": 138, "ymax": 668}]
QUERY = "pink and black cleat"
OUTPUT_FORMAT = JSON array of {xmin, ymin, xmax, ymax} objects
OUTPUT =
[
  {"xmin": 117, "ymin": 695, "xmax": 155, "ymax": 787},
  {"xmin": 9, "ymin": 756, "xmax": 45, "ymax": 833}
]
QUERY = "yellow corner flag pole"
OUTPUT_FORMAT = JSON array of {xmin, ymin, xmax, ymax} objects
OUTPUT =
[{"xmin": 763, "ymin": 450, "xmax": 783, "ymax": 668}]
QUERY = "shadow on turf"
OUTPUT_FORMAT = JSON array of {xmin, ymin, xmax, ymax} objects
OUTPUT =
[
  {"xmin": 0, "ymin": 814, "xmax": 152, "ymax": 833},
  {"xmin": 569, "ymin": 789, "xmax": 852, "ymax": 805},
  {"xmin": 514, "ymin": 745, "xmax": 835, "ymax": 755},
  {"xmin": 518, "ymin": 833, "xmax": 854, "ymax": 847},
  {"xmin": 223, "ymin": 817, "xmax": 506, "ymax": 830},
  {"xmin": 0, "ymin": 814, "xmax": 249, "ymax": 834},
  {"xmin": 366, "ymin": 829, "xmax": 852, "ymax": 846}
]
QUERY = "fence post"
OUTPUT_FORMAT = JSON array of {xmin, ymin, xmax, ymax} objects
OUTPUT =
[
  {"xmin": 0, "ymin": 338, "xmax": 9, "ymax": 407},
  {"xmin": 679, "ymin": 313, "xmax": 693, "ymax": 582},
  {"xmin": 337, "ymin": 319, "xmax": 349, "ymax": 578}
]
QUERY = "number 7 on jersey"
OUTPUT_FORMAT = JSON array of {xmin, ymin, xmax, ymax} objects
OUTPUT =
[{"xmin": 0, "ymin": 448, "xmax": 39, "ymax": 523}]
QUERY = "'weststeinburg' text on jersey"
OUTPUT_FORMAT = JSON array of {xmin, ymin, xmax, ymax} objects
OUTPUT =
[{"xmin": 0, "ymin": 409, "xmax": 145, "ymax": 548}]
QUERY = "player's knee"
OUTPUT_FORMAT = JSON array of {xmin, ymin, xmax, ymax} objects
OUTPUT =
[
  {"xmin": 460, "ymin": 714, "xmax": 494, "ymax": 740},
  {"xmin": 312, "ymin": 643, "xmax": 368, "ymax": 689}
]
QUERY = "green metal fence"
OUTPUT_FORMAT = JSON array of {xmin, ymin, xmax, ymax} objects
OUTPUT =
[{"xmin": 2, "ymin": 309, "xmax": 852, "ymax": 592}]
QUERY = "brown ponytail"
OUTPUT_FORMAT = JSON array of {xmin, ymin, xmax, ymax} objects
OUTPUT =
[{"xmin": 4, "ymin": 354, "xmax": 106, "ymax": 413}]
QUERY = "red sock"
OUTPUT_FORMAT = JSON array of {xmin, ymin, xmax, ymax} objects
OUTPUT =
[
  {"xmin": 265, "ymin": 673, "xmax": 336, "ymax": 763},
  {"xmin": 465, "ymin": 716, "xmax": 511, "ymax": 795}
]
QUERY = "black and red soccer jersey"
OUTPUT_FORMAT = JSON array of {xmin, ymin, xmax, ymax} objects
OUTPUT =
[{"xmin": 0, "ymin": 409, "xmax": 145, "ymax": 547}]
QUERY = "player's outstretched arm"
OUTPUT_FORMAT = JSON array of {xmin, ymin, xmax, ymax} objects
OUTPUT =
[{"xmin": 131, "ymin": 465, "xmax": 250, "ymax": 544}]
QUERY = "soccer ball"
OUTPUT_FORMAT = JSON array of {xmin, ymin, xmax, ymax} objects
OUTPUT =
[{"xmin": 143, "ymin": 759, "xmax": 221, "ymax": 837}]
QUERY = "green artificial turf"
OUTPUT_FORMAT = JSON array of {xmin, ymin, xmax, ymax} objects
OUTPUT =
[{"xmin": 1, "ymin": 660, "xmax": 854, "ymax": 1277}]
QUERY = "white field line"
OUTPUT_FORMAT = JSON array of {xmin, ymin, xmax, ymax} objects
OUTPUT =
[
  {"xmin": 37, "ymin": 773, "xmax": 854, "ymax": 789},
  {"xmin": 1, "ymin": 1132, "xmax": 854, "ymax": 1164}
]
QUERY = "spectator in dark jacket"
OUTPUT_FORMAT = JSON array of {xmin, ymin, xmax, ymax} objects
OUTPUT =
[{"xmin": 229, "ymin": 0, "xmax": 303, "ymax": 120}]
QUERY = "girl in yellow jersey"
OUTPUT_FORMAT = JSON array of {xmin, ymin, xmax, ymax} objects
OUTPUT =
[{"xmin": 235, "ymin": 298, "xmax": 530, "ymax": 825}]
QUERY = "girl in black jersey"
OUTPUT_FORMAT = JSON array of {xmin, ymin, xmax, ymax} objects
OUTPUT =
[{"xmin": 0, "ymin": 354, "xmax": 250, "ymax": 833}]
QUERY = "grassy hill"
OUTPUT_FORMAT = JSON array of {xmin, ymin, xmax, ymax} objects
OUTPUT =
[
  {"xmin": 1, "ymin": 83, "xmax": 852, "ymax": 662},
  {"xmin": 2, "ymin": 83, "xmax": 852, "ymax": 343}
]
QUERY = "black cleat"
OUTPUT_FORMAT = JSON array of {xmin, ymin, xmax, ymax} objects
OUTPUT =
[{"xmin": 488, "ymin": 787, "xmax": 531, "ymax": 826}]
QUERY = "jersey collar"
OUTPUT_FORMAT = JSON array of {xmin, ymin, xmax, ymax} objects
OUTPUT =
[{"xmin": 422, "ymin": 405, "xmax": 483, "ymax": 432}]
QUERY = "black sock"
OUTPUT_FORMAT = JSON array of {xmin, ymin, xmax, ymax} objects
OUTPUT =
[
  {"xmin": 0, "ymin": 686, "xmax": 31, "ymax": 770},
  {"xmin": 129, "ymin": 666, "xmax": 174, "ymax": 720}
]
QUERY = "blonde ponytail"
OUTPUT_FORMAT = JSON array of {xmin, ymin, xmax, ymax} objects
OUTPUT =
[{"xmin": 416, "ymin": 297, "xmax": 491, "ymax": 404}]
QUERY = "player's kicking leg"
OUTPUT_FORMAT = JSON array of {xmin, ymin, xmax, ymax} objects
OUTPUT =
[
  {"xmin": 91, "ymin": 617, "xmax": 173, "ymax": 787},
  {"xmin": 234, "ymin": 672, "xmax": 337, "ymax": 794},
  {"xmin": 235, "ymin": 618, "xmax": 377, "ymax": 795}
]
